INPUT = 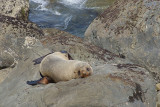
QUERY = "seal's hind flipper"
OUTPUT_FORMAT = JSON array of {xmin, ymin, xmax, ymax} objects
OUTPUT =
[
  {"xmin": 27, "ymin": 77, "xmax": 53, "ymax": 86},
  {"xmin": 26, "ymin": 78, "xmax": 42, "ymax": 86}
]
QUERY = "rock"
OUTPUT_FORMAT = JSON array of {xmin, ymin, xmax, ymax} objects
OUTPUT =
[
  {"xmin": 85, "ymin": 0, "xmax": 116, "ymax": 12},
  {"xmin": 0, "ymin": 52, "xmax": 15, "ymax": 69},
  {"xmin": 85, "ymin": 0, "xmax": 160, "ymax": 75},
  {"xmin": 0, "ymin": 68, "xmax": 12, "ymax": 83},
  {"xmin": 0, "ymin": 14, "xmax": 43, "ymax": 68},
  {"xmin": 41, "ymin": 28, "xmax": 130, "ymax": 66},
  {"xmin": 0, "ymin": 10, "xmax": 156, "ymax": 107},
  {"xmin": 0, "ymin": 45, "xmax": 156, "ymax": 106},
  {"xmin": 0, "ymin": 0, "xmax": 29, "ymax": 20}
]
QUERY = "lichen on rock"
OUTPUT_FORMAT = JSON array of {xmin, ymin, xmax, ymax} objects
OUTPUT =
[{"xmin": 0, "ymin": 0, "xmax": 29, "ymax": 20}]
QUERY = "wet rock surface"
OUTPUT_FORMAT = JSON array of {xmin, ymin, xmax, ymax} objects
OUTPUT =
[{"xmin": 85, "ymin": 0, "xmax": 160, "ymax": 74}]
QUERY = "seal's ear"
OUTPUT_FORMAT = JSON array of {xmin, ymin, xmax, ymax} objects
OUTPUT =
[
  {"xmin": 60, "ymin": 50, "xmax": 73, "ymax": 60},
  {"xmin": 60, "ymin": 50, "xmax": 67, "ymax": 53}
]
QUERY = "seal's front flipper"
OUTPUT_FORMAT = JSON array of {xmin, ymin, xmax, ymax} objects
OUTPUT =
[
  {"xmin": 33, "ymin": 52, "xmax": 53, "ymax": 65},
  {"xmin": 27, "ymin": 77, "xmax": 53, "ymax": 86}
]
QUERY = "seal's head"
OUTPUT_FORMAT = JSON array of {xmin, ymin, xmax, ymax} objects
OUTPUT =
[{"xmin": 74, "ymin": 62, "xmax": 93, "ymax": 78}]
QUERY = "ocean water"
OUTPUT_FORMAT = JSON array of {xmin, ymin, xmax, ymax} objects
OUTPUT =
[{"xmin": 29, "ymin": 0, "xmax": 98, "ymax": 37}]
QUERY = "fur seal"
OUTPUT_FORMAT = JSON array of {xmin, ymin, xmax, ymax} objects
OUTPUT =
[{"xmin": 27, "ymin": 51, "xmax": 93, "ymax": 85}]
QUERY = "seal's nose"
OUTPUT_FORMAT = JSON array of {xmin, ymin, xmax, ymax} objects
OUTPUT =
[{"xmin": 81, "ymin": 70, "xmax": 91, "ymax": 78}]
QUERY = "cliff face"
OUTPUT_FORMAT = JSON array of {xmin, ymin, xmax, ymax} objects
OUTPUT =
[{"xmin": 85, "ymin": 0, "xmax": 160, "ymax": 73}]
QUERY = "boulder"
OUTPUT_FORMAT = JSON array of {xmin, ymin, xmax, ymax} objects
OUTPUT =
[
  {"xmin": 0, "ymin": 11, "xmax": 156, "ymax": 107},
  {"xmin": 0, "ymin": 0, "xmax": 29, "ymax": 20},
  {"xmin": 0, "ymin": 14, "xmax": 43, "ymax": 68},
  {"xmin": 0, "ymin": 37, "xmax": 156, "ymax": 107},
  {"xmin": 41, "ymin": 28, "xmax": 128, "ymax": 65},
  {"xmin": 85, "ymin": 0, "xmax": 160, "ymax": 74}
]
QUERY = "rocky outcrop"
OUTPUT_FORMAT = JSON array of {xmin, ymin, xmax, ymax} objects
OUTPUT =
[
  {"xmin": 0, "ymin": 1, "xmax": 157, "ymax": 106},
  {"xmin": 0, "ymin": 14, "xmax": 43, "ymax": 69},
  {"xmin": 41, "ymin": 28, "xmax": 128, "ymax": 65},
  {"xmin": 0, "ymin": 32, "xmax": 156, "ymax": 107},
  {"xmin": 0, "ymin": 16, "xmax": 156, "ymax": 106},
  {"xmin": 0, "ymin": 0, "xmax": 29, "ymax": 20},
  {"xmin": 85, "ymin": 0, "xmax": 160, "ymax": 74}
]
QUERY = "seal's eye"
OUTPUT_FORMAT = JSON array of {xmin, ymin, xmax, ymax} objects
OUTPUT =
[
  {"xmin": 86, "ymin": 68, "xmax": 90, "ymax": 71},
  {"xmin": 78, "ymin": 70, "xmax": 81, "ymax": 76}
]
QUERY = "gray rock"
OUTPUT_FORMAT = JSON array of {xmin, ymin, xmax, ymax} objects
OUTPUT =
[
  {"xmin": 41, "ymin": 28, "xmax": 129, "ymax": 66},
  {"xmin": 0, "ymin": 38, "xmax": 156, "ymax": 107},
  {"xmin": 0, "ymin": 0, "xmax": 29, "ymax": 20},
  {"xmin": 0, "ymin": 12, "xmax": 156, "ymax": 107},
  {"xmin": 0, "ymin": 52, "xmax": 15, "ymax": 69},
  {"xmin": 85, "ymin": 0, "xmax": 160, "ymax": 75},
  {"xmin": 0, "ymin": 14, "xmax": 43, "ymax": 68},
  {"xmin": 0, "ymin": 68, "xmax": 12, "ymax": 83}
]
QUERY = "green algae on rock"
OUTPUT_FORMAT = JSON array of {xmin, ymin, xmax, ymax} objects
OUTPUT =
[
  {"xmin": 85, "ymin": 0, "xmax": 116, "ymax": 12},
  {"xmin": 0, "ymin": 0, "xmax": 29, "ymax": 20}
]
